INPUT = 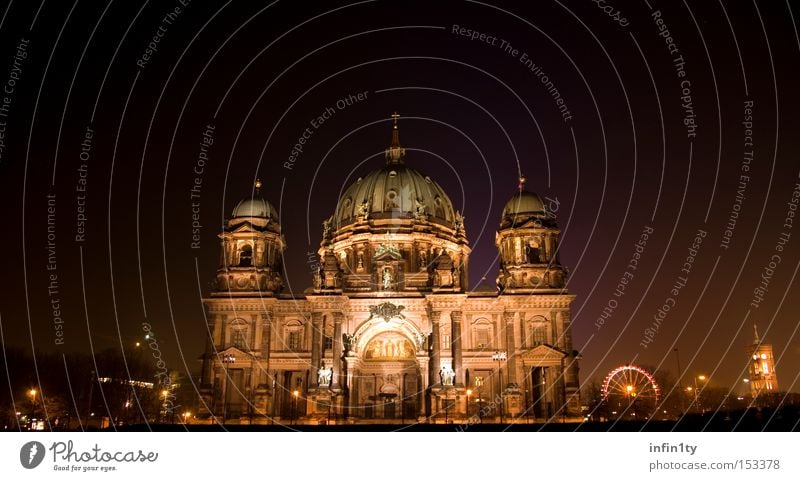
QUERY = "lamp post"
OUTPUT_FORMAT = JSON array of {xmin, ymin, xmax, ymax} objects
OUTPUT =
[
  {"xmin": 492, "ymin": 351, "xmax": 507, "ymax": 423},
  {"xmin": 673, "ymin": 348, "xmax": 685, "ymax": 413},
  {"xmin": 475, "ymin": 377, "xmax": 484, "ymax": 423},
  {"xmin": 695, "ymin": 375, "xmax": 707, "ymax": 414},
  {"xmin": 444, "ymin": 389, "xmax": 449, "ymax": 425},
  {"xmin": 161, "ymin": 389, "xmax": 169, "ymax": 423},
  {"xmin": 292, "ymin": 390, "xmax": 299, "ymax": 425},
  {"xmin": 220, "ymin": 354, "xmax": 236, "ymax": 422},
  {"xmin": 466, "ymin": 389, "xmax": 472, "ymax": 420},
  {"xmin": 28, "ymin": 389, "xmax": 37, "ymax": 429}
]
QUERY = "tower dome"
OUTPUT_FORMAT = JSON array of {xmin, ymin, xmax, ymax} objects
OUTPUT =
[
  {"xmin": 499, "ymin": 177, "xmax": 552, "ymax": 229},
  {"xmin": 231, "ymin": 180, "xmax": 278, "ymax": 220},
  {"xmin": 502, "ymin": 189, "xmax": 545, "ymax": 217}
]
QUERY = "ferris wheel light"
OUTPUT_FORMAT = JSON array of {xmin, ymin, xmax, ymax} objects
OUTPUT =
[{"xmin": 600, "ymin": 365, "xmax": 661, "ymax": 419}]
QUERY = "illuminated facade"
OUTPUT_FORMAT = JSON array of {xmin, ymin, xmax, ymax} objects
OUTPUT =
[
  {"xmin": 746, "ymin": 325, "xmax": 779, "ymax": 395},
  {"xmin": 199, "ymin": 117, "xmax": 580, "ymax": 424}
]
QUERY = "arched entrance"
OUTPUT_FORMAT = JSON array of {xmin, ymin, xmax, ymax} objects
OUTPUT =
[{"xmin": 355, "ymin": 331, "xmax": 421, "ymax": 420}]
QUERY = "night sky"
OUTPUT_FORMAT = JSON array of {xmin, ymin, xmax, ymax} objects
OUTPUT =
[{"xmin": 1, "ymin": 0, "xmax": 799, "ymax": 394}]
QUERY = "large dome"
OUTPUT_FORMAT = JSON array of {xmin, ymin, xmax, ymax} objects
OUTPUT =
[
  {"xmin": 332, "ymin": 115, "xmax": 456, "ymax": 230},
  {"xmin": 334, "ymin": 163, "xmax": 456, "ymax": 228}
]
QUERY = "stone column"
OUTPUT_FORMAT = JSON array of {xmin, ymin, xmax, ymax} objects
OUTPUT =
[
  {"xmin": 450, "ymin": 310, "xmax": 464, "ymax": 386},
  {"xmin": 261, "ymin": 313, "xmax": 272, "ymax": 382},
  {"xmin": 310, "ymin": 312, "xmax": 323, "ymax": 388},
  {"xmin": 212, "ymin": 314, "xmax": 223, "ymax": 348},
  {"xmin": 560, "ymin": 310, "xmax": 573, "ymax": 352},
  {"xmin": 503, "ymin": 311, "xmax": 517, "ymax": 386},
  {"xmin": 428, "ymin": 308, "xmax": 441, "ymax": 387},
  {"xmin": 332, "ymin": 312, "xmax": 344, "ymax": 388},
  {"xmin": 253, "ymin": 314, "xmax": 263, "ymax": 352}
]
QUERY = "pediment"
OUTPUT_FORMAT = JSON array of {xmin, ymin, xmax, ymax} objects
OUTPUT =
[
  {"xmin": 518, "ymin": 344, "xmax": 567, "ymax": 363},
  {"xmin": 230, "ymin": 222, "xmax": 264, "ymax": 234},
  {"xmin": 217, "ymin": 346, "xmax": 251, "ymax": 360}
]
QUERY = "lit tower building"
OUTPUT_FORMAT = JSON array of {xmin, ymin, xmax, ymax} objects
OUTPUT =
[{"xmin": 745, "ymin": 324, "xmax": 779, "ymax": 396}]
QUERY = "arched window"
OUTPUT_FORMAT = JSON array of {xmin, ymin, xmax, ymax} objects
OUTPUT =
[
  {"xmin": 284, "ymin": 320, "xmax": 303, "ymax": 351},
  {"xmin": 238, "ymin": 244, "xmax": 253, "ymax": 267},
  {"xmin": 472, "ymin": 318, "xmax": 493, "ymax": 349},
  {"xmin": 228, "ymin": 319, "xmax": 248, "ymax": 349},
  {"xmin": 232, "ymin": 328, "xmax": 247, "ymax": 349},
  {"xmin": 525, "ymin": 316, "xmax": 550, "ymax": 347},
  {"xmin": 532, "ymin": 325, "xmax": 547, "ymax": 345}
]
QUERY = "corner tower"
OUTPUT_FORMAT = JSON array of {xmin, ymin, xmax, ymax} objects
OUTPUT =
[
  {"xmin": 495, "ymin": 176, "xmax": 566, "ymax": 292},
  {"xmin": 199, "ymin": 181, "xmax": 285, "ymax": 422},
  {"xmin": 214, "ymin": 180, "xmax": 286, "ymax": 295}
]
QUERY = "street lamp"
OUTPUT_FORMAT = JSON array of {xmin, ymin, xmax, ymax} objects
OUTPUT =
[
  {"xmin": 292, "ymin": 390, "xmax": 300, "ymax": 425},
  {"xmin": 492, "ymin": 351, "xmax": 507, "ymax": 423},
  {"xmin": 694, "ymin": 375, "xmax": 707, "ymax": 414},
  {"xmin": 466, "ymin": 389, "xmax": 472, "ymax": 420},
  {"xmin": 28, "ymin": 389, "xmax": 38, "ymax": 429},
  {"xmin": 475, "ymin": 377, "xmax": 485, "ymax": 423},
  {"xmin": 161, "ymin": 389, "xmax": 170, "ymax": 423},
  {"xmin": 182, "ymin": 412, "xmax": 191, "ymax": 424},
  {"xmin": 220, "ymin": 354, "xmax": 236, "ymax": 422}
]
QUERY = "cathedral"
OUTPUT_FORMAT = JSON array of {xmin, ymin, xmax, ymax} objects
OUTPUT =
[{"xmin": 198, "ymin": 116, "xmax": 581, "ymax": 424}]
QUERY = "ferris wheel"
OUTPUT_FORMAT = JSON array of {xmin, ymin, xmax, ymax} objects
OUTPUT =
[{"xmin": 602, "ymin": 365, "xmax": 661, "ymax": 419}]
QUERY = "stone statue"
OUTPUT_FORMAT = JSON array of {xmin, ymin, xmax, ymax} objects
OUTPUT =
[
  {"xmin": 454, "ymin": 211, "xmax": 465, "ymax": 235},
  {"xmin": 357, "ymin": 200, "xmax": 370, "ymax": 219},
  {"xmin": 317, "ymin": 364, "xmax": 333, "ymax": 387},
  {"xmin": 382, "ymin": 268, "xmax": 393, "ymax": 290},
  {"xmin": 342, "ymin": 333, "xmax": 356, "ymax": 353},
  {"xmin": 439, "ymin": 366, "xmax": 455, "ymax": 386},
  {"xmin": 413, "ymin": 199, "xmax": 427, "ymax": 221},
  {"xmin": 313, "ymin": 265, "xmax": 323, "ymax": 289},
  {"xmin": 415, "ymin": 332, "xmax": 427, "ymax": 351},
  {"xmin": 321, "ymin": 216, "xmax": 333, "ymax": 241}
]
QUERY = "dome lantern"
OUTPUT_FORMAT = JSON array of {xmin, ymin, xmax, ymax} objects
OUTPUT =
[{"xmin": 385, "ymin": 111, "xmax": 405, "ymax": 165}]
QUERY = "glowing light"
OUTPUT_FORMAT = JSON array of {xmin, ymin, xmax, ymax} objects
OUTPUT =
[
  {"xmin": 626, "ymin": 385, "xmax": 634, "ymax": 392},
  {"xmin": 697, "ymin": 375, "xmax": 706, "ymax": 381},
  {"xmin": 761, "ymin": 353, "xmax": 767, "ymax": 359},
  {"xmin": 293, "ymin": 390, "xmax": 299, "ymax": 398},
  {"xmin": 466, "ymin": 389, "xmax": 472, "ymax": 396},
  {"xmin": 28, "ymin": 389, "xmax": 37, "ymax": 397}
]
